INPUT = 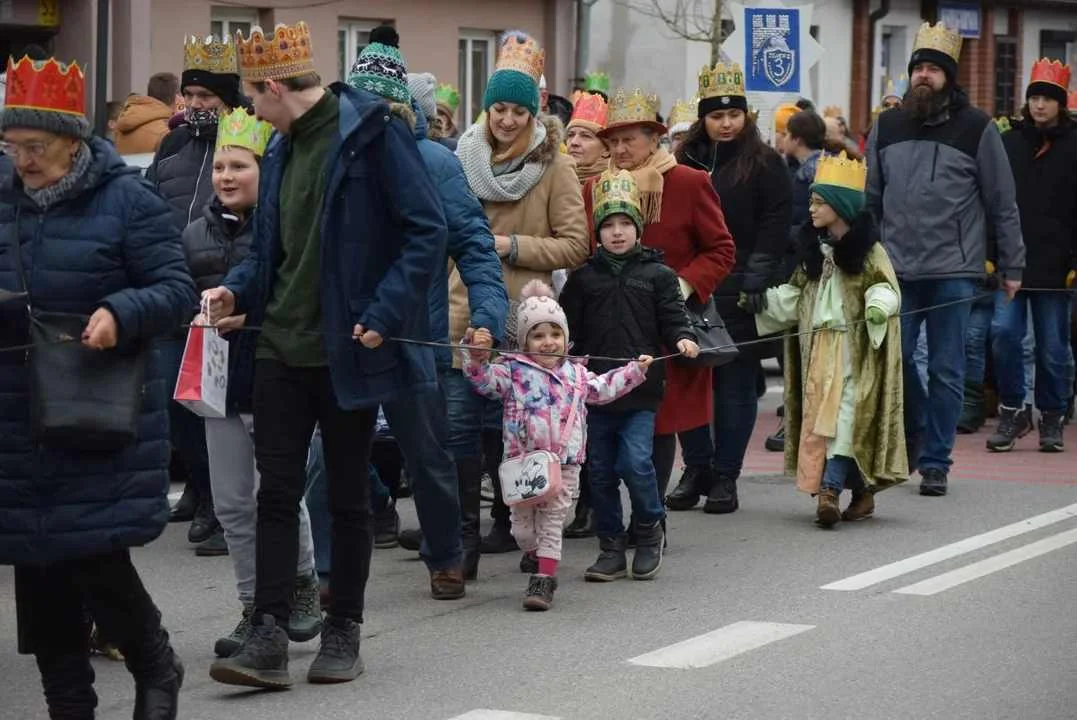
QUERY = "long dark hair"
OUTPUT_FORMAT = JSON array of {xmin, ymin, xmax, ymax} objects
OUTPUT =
[{"xmin": 675, "ymin": 111, "xmax": 772, "ymax": 185}]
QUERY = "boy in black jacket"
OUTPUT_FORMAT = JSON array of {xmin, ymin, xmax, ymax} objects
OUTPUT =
[{"xmin": 561, "ymin": 169, "xmax": 699, "ymax": 582}]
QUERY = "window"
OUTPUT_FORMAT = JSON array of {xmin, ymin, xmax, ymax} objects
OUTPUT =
[
  {"xmin": 995, "ymin": 36, "xmax": 1017, "ymax": 117},
  {"xmin": 210, "ymin": 7, "xmax": 257, "ymax": 41},
  {"xmin": 459, "ymin": 31, "xmax": 497, "ymax": 127},
  {"xmin": 1040, "ymin": 29, "xmax": 1076, "ymax": 68},
  {"xmin": 339, "ymin": 20, "xmax": 392, "ymax": 82}
]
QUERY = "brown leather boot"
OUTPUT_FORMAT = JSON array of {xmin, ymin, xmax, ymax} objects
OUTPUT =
[
  {"xmin": 430, "ymin": 568, "xmax": 465, "ymax": 600},
  {"xmin": 841, "ymin": 491, "xmax": 875, "ymax": 521},
  {"xmin": 815, "ymin": 489, "xmax": 841, "ymax": 528}
]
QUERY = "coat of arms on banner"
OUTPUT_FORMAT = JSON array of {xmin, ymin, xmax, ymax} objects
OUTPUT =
[{"xmin": 746, "ymin": 8, "xmax": 801, "ymax": 93}]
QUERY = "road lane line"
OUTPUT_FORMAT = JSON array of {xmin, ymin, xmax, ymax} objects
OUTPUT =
[
  {"xmin": 893, "ymin": 527, "xmax": 1077, "ymax": 596},
  {"xmin": 626, "ymin": 621, "xmax": 815, "ymax": 669},
  {"xmin": 821, "ymin": 502, "xmax": 1077, "ymax": 591},
  {"xmin": 448, "ymin": 712, "xmax": 560, "ymax": 720}
]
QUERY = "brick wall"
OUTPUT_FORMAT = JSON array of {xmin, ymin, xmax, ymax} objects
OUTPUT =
[
  {"xmin": 957, "ymin": 3, "xmax": 996, "ymax": 113},
  {"xmin": 850, "ymin": 0, "xmax": 871, "ymax": 136}
]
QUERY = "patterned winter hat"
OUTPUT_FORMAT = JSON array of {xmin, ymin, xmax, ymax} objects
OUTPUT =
[
  {"xmin": 516, "ymin": 280, "xmax": 569, "ymax": 350},
  {"xmin": 349, "ymin": 25, "xmax": 409, "ymax": 104}
]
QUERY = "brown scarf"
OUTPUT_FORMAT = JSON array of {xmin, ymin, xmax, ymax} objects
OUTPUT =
[
  {"xmin": 574, "ymin": 154, "xmax": 609, "ymax": 183},
  {"xmin": 619, "ymin": 148, "xmax": 678, "ymax": 225}
]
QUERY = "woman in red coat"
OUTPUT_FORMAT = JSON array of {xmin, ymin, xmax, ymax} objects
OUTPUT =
[{"xmin": 583, "ymin": 88, "xmax": 735, "ymax": 503}]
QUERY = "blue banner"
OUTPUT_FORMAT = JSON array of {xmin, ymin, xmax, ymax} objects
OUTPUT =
[
  {"xmin": 939, "ymin": 2, "xmax": 981, "ymax": 39},
  {"xmin": 745, "ymin": 8, "xmax": 801, "ymax": 93}
]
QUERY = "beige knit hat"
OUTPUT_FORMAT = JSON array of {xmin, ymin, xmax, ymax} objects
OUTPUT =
[{"xmin": 515, "ymin": 280, "xmax": 568, "ymax": 350}]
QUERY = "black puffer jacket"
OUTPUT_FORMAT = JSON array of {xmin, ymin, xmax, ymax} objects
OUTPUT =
[
  {"xmin": 1001, "ymin": 118, "xmax": 1077, "ymax": 289},
  {"xmin": 680, "ymin": 134, "xmax": 793, "ymax": 351},
  {"xmin": 147, "ymin": 123, "xmax": 216, "ymax": 231},
  {"xmin": 560, "ymin": 247, "xmax": 695, "ymax": 414},
  {"xmin": 181, "ymin": 200, "xmax": 254, "ymax": 293}
]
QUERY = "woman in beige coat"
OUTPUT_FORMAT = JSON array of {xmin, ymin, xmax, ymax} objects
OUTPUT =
[{"xmin": 448, "ymin": 31, "xmax": 589, "ymax": 576}]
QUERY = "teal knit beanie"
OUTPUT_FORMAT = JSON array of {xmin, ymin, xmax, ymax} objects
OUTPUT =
[
  {"xmin": 483, "ymin": 69, "xmax": 539, "ymax": 116},
  {"xmin": 348, "ymin": 26, "xmax": 410, "ymax": 104},
  {"xmin": 809, "ymin": 182, "xmax": 865, "ymax": 224}
]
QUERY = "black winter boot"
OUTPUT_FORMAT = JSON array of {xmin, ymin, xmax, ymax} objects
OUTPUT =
[
  {"xmin": 36, "ymin": 651, "xmax": 98, "ymax": 720},
  {"xmin": 631, "ymin": 520, "xmax": 664, "ymax": 580},
  {"xmin": 665, "ymin": 464, "xmax": 714, "ymax": 511},
  {"xmin": 373, "ymin": 499, "xmax": 400, "ymax": 549},
  {"xmin": 187, "ymin": 498, "xmax": 220, "ymax": 545},
  {"xmin": 957, "ymin": 381, "xmax": 986, "ymax": 434},
  {"xmin": 986, "ymin": 404, "xmax": 1032, "ymax": 452},
  {"xmin": 457, "ymin": 456, "xmax": 484, "ymax": 580},
  {"xmin": 584, "ymin": 535, "xmax": 628, "ymax": 582},
  {"xmin": 1039, "ymin": 411, "xmax": 1065, "ymax": 452},
  {"xmin": 122, "ymin": 612, "xmax": 184, "ymax": 720},
  {"xmin": 703, "ymin": 473, "xmax": 739, "ymax": 514},
  {"xmin": 522, "ymin": 574, "xmax": 557, "ymax": 611}
]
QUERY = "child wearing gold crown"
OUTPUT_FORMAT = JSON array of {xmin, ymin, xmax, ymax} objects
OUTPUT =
[{"xmin": 744, "ymin": 152, "xmax": 908, "ymax": 528}]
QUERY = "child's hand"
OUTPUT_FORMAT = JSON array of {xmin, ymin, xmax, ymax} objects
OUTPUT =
[
  {"xmin": 677, "ymin": 338, "xmax": 700, "ymax": 358},
  {"xmin": 865, "ymin": 306, "xmax": 887, "ymax": 325},
  {"xmin": 468, "ymin": 327, "xmax": 494, "ymax": 363},
  {"xmin": 637, "ymin": 354, "xmax": 654, "ymax": 371}
]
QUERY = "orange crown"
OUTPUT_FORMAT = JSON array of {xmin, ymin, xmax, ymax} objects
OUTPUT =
[
  {"xmin": 495, "ymin": 33, "xmax": 545, "ymax": 83},
  {"xmin": 5, "ymin": 56, "xmax": 85, "ymax": 116},
  {"xmin": 1030, "ymin": 58, "xmax": 1071, "ymax": 90},
  {"xmin": 568, "ymin": 93, "xmax": 608, "ymax": 132},
  {"xmin": 236, "ymin": 22, "xmax": 316, "ymax": 82}
]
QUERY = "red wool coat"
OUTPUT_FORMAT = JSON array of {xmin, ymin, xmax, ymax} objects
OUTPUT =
[{"xmin": 584, "ymin": 164, "xmax": 735, "ymax": 434}]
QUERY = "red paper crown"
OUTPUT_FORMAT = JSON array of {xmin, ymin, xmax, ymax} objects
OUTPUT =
[
  {"xmin": 1070, "ymin": 90, "xmax": 1077, "ymax": 112},
  {"xmin": 568, "ymin": 93, "xmax": 608, "ymax": 131},
  {"xmin": 1030, "ymin": 58, "xmax": 1071, "ymax": 90},
  {"xmin": 5, "ymin": 56, "xmax": 85, "ymax": 116}
]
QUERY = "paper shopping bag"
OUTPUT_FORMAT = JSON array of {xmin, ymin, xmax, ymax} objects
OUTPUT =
[{"xmin": 173, "ymin": 325, "xmax": 228, "ymax": 418}]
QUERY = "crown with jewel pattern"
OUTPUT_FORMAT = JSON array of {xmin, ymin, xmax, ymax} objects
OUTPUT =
[
  {"xmin": 698, "ymin": 62, "xmax": 745, "ymax": 100},
  {"xmin": 1030, "ymin": 58, "xmax": 1071, "ymax": 90},
  {"xmin": 813, "ymin": 151, "xmax": 867, "ymax": 192},
  {"xmin": 568, "ymin": 92, "xmax": 608, "ymax": 132},
  {"xmin": 494, "ymin": 33, "xmax": 545, "ymax": 83},
  {"xmin": 667, "ymin": 97, "xmax": 697, "ymax": 131},
  {"xmin": 435, "ymin": 83, "xmax": 460, "ymax": 113},
  {"xmin": 236, "ymin": 22, "xmax": 315, "ymax": 82},
  {"xmin": 216, "ymin": 108, "xmax": 273, "ymax": 156},
  {"xmin": 912, "ymin": 22, "xmax": 962, "ymax": 63},
  {"xmin": 585, "ymin": 71, "xmax": 610, "ymax": 95},
  {"xmin": 4, "ymin": 55, "xmax": 85, "ymax": 115},
  {"xmin": 592, "ymin": 169, "xmax": 644, "ymax": 235},
  {"xmin": 602, "ymin": 88, "xmax": 667, "ymax": 135},
  {"xmin": 184, "ymin": 34, "xmax": 238, "ymax": 74}
]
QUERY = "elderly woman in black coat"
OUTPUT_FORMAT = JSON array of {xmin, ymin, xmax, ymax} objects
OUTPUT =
[{"xmin": 0, "ymin": 55, "xmax": 195, "ymax": 719}]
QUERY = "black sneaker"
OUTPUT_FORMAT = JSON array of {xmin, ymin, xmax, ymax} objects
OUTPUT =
[
  {"xmin": 584, "ymin": 535, "xmax": 628, "ymax": 582},
  {"xmin": 519, "ymin": 552, "xmax": 539, "ymax": 574},
  {"xmin": 1039, "ymin": 411, "xmax": 1065, "ymax": 452},
  {"xmin": 397, "ymin": 528, "xmax": 423, "ymax": 552},
  {"xmin": 665, "ymin": 465, "xmax": 714, "ymax": 511},
  {"xmin": 195, "ymin": 529, "xmax": 228, "ymax": 557},
  {"xmin": 288, "ymin": 573, "xmax": 323, "ymax": 643},
  {"xmin": 209, "ymin": 614, "xmax": 292, "ymax": 689},
  {"xmin": 214, "ymin": 606, "xmax": 252, "ymax": 658},
  {"xmin": 188, "ymin": 501, "xmax": 220, "ymax": 545},
  {"xmin": 373, "ymin": 500, "xmax": 400, "ymax": 549},
  {"xmin": 479, "ymin": 523, "xmax": 518, "ymax": 554},
  {"xmin": 307, "ymin": 616, "xmax": 364, "ymax": 684},
  {"xmin": 764, "ymin": 422, "xmax": 785, "ymax": 452},
  {"xmin": 919, "ymin": 468, "xmax": 948, "ymax": 497},
  {"xmin": 986, "ymin": 405, "xmax": 1032, "ymax": 452},
  {"xmin": 522, "ymin": 574, "xmax": 557, "ymax": 611}
]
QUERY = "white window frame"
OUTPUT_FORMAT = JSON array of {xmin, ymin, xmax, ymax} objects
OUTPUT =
[
  {"xmin": 210, "ymin": 7, "xmax": 258, "ymax": 41},
  {"xmin": 339, "ymin": 19, "xmax": 392, "ymax": 82},
  {"xmin": 459, "ymin": 30, "xmax": 498, "ymax": 127}
]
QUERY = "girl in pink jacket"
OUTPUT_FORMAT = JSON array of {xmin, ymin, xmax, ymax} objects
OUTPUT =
[{"xmin": 465, "ymin": 281, "xmax": 652, "ymax": 611}]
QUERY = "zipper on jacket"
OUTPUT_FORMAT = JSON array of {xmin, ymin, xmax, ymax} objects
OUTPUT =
[
  {"xmin": 930, "ymin": 144, "xmax": 939, "ymax": 182},
  {"xmin": 187, "ymin": 144, "xmax": 210, "ymax": 226}
]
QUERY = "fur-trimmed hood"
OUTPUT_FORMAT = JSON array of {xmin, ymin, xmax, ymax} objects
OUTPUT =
[
  {"xmin": 388, "ymin": 101, "xmax": 417, "ymax": 131},
  {"xmin": 796, "ymin": 210, "xmax": 878, "ymax": 280},
  {"xmin": 527, "ymin": 113, "xmax": 565, "ymax": 165}
]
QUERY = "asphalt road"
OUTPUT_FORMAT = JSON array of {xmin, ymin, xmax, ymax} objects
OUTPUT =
[{"xmin": 2, "ymin": 389, "xmax": 1075, "ymax": 720}]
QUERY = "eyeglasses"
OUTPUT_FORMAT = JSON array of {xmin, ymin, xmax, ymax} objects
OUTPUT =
[{"xmin": 0, "ymin": 137, "xmax": 59, "ymax": 159}]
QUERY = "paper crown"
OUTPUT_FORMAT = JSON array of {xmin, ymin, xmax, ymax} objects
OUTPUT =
[
  {"xmin": 568, "ymin": 92, "xmax": 608, "ymax": 131},
  {"xmin": 912, "ymin": 22, "xmax": 962, "ymax": 63},
  {"xmin": 774, "ymin": 102, "xmax": 799, "ymax": 133},
  {"xmin": 435, "ymin": 83, "xmax": 460, "ymax": 113},
  {"xmin": 592, "ymin": 169, "xmax": 643, "ymax": 230},
  {"xmin": 585, "ymin": 71, "xmax": 610, "ymax": 94},
  {"xmin": 822, "ymin": 105, "xmax": 843, "ymax": 119},
  {"xmin": 494, "ymin": 32, "xmax": 545, "ymax": 83},
  {"xmin": 184, "ymin": 34, "xmax": 238, "ymax": 75},
  {"xmin": 216, "ymin": 108, "xmax": 273, "ymax": 156},
  {"xmin": 699, "ymin": 62, "xmax": 745, "ymax": 100},
  {"xmin": 1030, "ymin": 58, "xmax": 1071, "ymax": 90},
  {"xmin": 882, "ymin": 75, "xmax": 909, "ymax": 101},
  {"xmin": 4, "ymin": 56, "xmax": 85, "ymax": 116},
  {"xmin": 667, "ymin": 97, "xmax": 697, "ymax": 131},
  {"xmin": 604, "ymin": 88, "xmax": 666, "ymax": 133},
  {"xmin": 813, "ymin": 151, "xmax": 867, "ymax": 192},
  {"xmin": 236, "ymin": 22, "xmax": 316, "ymax": 82}
]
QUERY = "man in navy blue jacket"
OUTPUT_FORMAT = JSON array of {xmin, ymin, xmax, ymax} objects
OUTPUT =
[{"xmin": 205, "ymin": 21, "xmax": 447, "ymax": 689}]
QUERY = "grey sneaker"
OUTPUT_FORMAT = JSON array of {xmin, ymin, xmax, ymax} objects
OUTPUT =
[
  {"xmin": 209, "ymin": 614, "xmax": 292, "ymax": 689},
  {"xmin": 986, "ymin": 404, "xmax": 1032, "ymax": 452},
  {"xmin": 307, "ymin": 616, "xmax": 364, "ymax": 684},
  {"xmin": 288, "ymin": 573, "xmax": 323, "ymax": 643},
  {"xmin": 214, "ymin": 605, "xmax": 253, "ymax": 658}
]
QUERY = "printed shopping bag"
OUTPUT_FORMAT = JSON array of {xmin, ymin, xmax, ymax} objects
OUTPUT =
[{"xmin": 173, "ymin": 323, "xmax": 228, "ymax": 418}]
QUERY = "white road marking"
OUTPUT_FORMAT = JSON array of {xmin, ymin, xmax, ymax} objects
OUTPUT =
[
  {"xmin": 893, "ymin": 527, "xmax": 1077, "ymax": 596},
  {"xmin": 448, "ymin": 712, "xmax": 561, "ymax": 720},
  {"xmin": 821, "ymin": 502, "xmax": 1077, "ymax": 591},
  {"xmin": 626, "ymin": 621, "xmax": 815, "ymax": 670}
]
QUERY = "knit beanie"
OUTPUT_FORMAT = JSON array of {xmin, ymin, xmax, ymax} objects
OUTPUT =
[
  {"xmin": 516, "ymin": 280, "xmax": 569, "ymax": 349},
  {"xmin": 908, "ymin": 48, "xmax": 957, "ymax": 86},
  {"xmin": 407, "ymin": 72, "xmax": 437, "ymax": 119},
  {"xmin": 349, "ymin": 26, "xmax": 410, "ymax": 103},
  {"xmin": 181, "ymin": 68, "xmax": 241, "ymax": 109},
  {"xmin": 0, "ymin": 106, "xmax": 90, "ymax": 139},
  {"xmin": 1027, "ymin": 80, "xmax": 1068, "ymax": 107},
  {"xmin": 809, "ymin": 182, "xmax": 865, "ymax": 224},
  {"xmin": 482, "ymin": 31, "xmax": 542, "ymax": 116}
]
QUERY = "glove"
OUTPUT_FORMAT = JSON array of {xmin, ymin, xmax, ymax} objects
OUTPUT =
[
  {"xmin": 738, "ymin": 291, "xmax": 768, "ymax": 314},
  {"xmin": 865, "ymin": 306, "xmax": 887, "ymax": 326}
]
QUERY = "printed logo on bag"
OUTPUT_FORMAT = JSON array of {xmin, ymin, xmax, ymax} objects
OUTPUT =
[{"xmin": 516, "ymin": 455, "xmax": 550, "ymax": 497}]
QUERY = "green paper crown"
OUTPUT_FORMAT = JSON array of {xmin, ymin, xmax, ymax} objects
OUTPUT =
[
  {"xmin": 216, "ymin": 108, "xmax": 273, "ymax": 156},
  {"xmin": 585, "ymin": 71, "xmax": 610, "ymax": 94},
  {"xmin": 592, "ymin": 169, "xmax": 644, "ymax": 234},
  {"xmin": 435, "ymin": 83, "xmax": 460, "ymax": 113}
]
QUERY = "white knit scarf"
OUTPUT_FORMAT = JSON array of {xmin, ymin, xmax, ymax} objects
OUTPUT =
[{"xmin": 455, "ymin": 119, "xmax": 548, "ymax": 202}]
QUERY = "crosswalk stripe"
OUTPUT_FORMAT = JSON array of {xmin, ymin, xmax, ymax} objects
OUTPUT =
[
  {"xmin": 821, "ymin": 501, "xmax": 1077, "ymax": 591},
  {"xmin": 626, "ymin": 621, "xmax": 815, "ymax": 670},
  {"xmin": 893, "ymin": 526, "xmax": 1077, "ymax": 596},
  {"xmin": 447, "ymin": 712, "xmax": 561, "ymax": 720}
]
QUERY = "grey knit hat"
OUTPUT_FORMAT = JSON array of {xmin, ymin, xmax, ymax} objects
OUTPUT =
[
  {"xmin": 407, "ymin": 72, "xmax": 437, "ymax": 120},
  {"xmin": 0, "ymin": 106, "xmax": 90, "ymax": 139}
]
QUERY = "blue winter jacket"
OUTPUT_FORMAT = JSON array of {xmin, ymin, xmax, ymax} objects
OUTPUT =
[
  {"xmin": 0, "ymin": 138, "xmax": 197, "ymax": 566},
  {"xmin": 410, "ymin": 103, "xmax": 507, "ymax": 369},
  {"xmin": 223, "ymin": 84, "xmax": 448, "ymax": 408}
]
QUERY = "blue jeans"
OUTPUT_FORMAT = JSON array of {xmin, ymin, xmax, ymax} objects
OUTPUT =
[
  {"xmin": 900, "ymin": 279, "xmax": 977, "ymax": 472},
  {"xmin": 160, "ymin": 336, "xmax": 211, "ymax": 499},
  {"xmin": 587, "ymin": 410, "xmax": 665, "ymax": 536},
  {"xmin": 441, "ymin": 368, "xmax": 503, "ymax": 460},
  {"xmin": 965, "ymin": 294, "xmax": 994, "ymax": 385},
  {"xmin": 821, "ymin": 455, "xmax": 865, "ymax": 493},
  {"xmin": 991, "ymin": 290, "xmax": 1074, "ymax": 413}
]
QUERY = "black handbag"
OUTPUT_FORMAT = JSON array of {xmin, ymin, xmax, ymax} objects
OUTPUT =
[
  {"xmin": 10, "ymin": 212, "xmax": 146, "ymax": 451},
  {"xmin": 677, "ymin": 295, "xmax": 739, "ymax": 368}
]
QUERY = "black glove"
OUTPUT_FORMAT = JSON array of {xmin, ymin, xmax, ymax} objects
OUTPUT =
[{"xmin": 740, "ymin": 291, "xmax": 768, "ymax": 315}]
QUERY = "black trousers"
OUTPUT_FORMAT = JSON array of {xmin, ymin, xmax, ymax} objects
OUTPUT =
[{"xmin": 252, "ymin": 360, "xmax": 377, "ymax": 624}]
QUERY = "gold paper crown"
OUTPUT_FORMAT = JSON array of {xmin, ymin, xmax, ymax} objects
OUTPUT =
[
  {"xmin": 593, "ymin": 169, "xmax": 643, "ymax": 229},
  {"xmin": 912, "ymin": 22, "xmax": 962, "ymax": 63},
  {"xmin": 698, "ymin": 62, "xmax": 745, "ymax": 100},
  {"xmin": 667, "ymin": 97, "xmax": 698, "ymax": 130},
  {"xmin": 605, "ymin": 88, "xmax": 664, "ymax": 131},
  {"xmin": 495, "ymin": 33, "xmax": 545, "ymax": 83},
  {"xmin": 813, "ymin": 151, "xmax": 867, "ymax": 192},
  {"xmin": 236, "ymin": 22, "xmax": 316, "ymax": 82},
  {"xmin": 183, "ymin": 34, "xmax": 238, "ymax": 75},
  {"xmin": 216, "ymin": 108, "xmax": 273, "ymax": 156}
]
